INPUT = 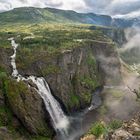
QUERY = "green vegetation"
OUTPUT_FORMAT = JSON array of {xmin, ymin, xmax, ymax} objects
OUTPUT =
[
  {"xmin": 88, "ymin": 122, "xmax": 107, "ymax": 138},
  {"xmin": 0, "ymin": 105, "xmax": 13, "ymax": 127},
  {"xmin": 0, "ymin": 72, "xmax": 23, "ymax": 137},
  {"xmin": 99, "ymin": 105, "xmax": 108, "ymax": 115},
  {"xmin": 0, "ymin": 72, "xmax": 7, "ymax": 80},
  {"xmin": 80, "ymin": 76, "xmax": 100, "ymax": 89},
  {"xmin": 6, "ymin": 79, "xmax": 28, "ymax": 101},
  {"xmin": 0, "ymin": 23, "xmax": 111, "ymax": 48},
  {"xmin": 87, "ymin": 52, "xmax": 96, "ymax": 68},
  {"xmin": 68, "ymin": 93, "xmax": 80, "ymax": 108},
  {"xmin": 82, "ymin": 92, "xmax": 92, "ymax": 103},
  {"xmin": 0, "ymin": 23, "xmax": 112, "ymax": 75},
  {"xmin": 120, "ymin": 47, "xmax": 140, "ymax": 65},
  {"xmin": 0, "ymin": 32, "xmax": 12, "ymax": 48},
  {"xmin": 108, "ymin": 120, "xmax": 123, "ymax": 130},
  {"xmin": 41, "ymin": 65, "xmax": 61, "ymax": 76},
  {"xmin": 109, "ymin": 89, "xmax": 124, "ymax": 99},
  {"xmin": 0, "ymin": 7, "xmax": 113, "ymax": 28},
  {"xmin": 88, "ymin": 120, "xmax": 123, "ymax": 138},
  {"xmin": 31, "ymin": 136, "xmax": 51, "ymax": 140}
]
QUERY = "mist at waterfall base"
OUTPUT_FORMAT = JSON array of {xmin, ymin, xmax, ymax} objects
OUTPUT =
[{"xmin": 9, "ymin": 38, "xmax": 103, "ymax": 140}]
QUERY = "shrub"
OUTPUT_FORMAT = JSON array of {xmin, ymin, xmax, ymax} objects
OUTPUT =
[
  {"xmin": 108, "ymin": 120, "xmax": 122, "ymax": 130},
  {"xmin": 89, "ymin": 122, "xmax": 107, "ymax": 138},
  {"xmin": 68, "ymin": 93, "xmax": 80, "ymax": 108},
  {"xmin": 0, "ymin": 72, "xmax": 7, "ymax": 80}
]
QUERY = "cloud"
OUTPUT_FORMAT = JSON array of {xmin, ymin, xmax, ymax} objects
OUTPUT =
[
  {"xmin": 0, "ymin": 0, "xmax": 140, "ymax": 18},
  {"xmin": 120, "ymin": 27, "xmax": 140, "ymax": 52},
  {"xmin": 108, "ymin": 0, "xmax": 140, "ymax": 15},
  {"xmin": 0, "ymin": 0, "xmax": 87, "ymax": 12},
  {"xmin": 45, "ymin": 0, "xmax": 63, "ymax": 8},
  {"xmin": 114, "ymin": 10, "xmax": 140, "ymax": 18},
  {"xmin": 0, "ymin": 1, "xmax": 11, "ymax": 12},
  {"xmin": 0, "ymin": 0, "xmax": 46, "ymax": 11},
  {"xmin": 84, "ymin": 0, "xmax": 140, "ymax": 17}
]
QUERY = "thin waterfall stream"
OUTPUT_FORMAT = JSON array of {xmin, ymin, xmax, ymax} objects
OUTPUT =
[{"xmin": 8, "ymin": 37, "xmax": 103, "ymax": 140}]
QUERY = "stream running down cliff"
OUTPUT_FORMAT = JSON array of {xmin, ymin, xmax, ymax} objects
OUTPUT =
[{"xmin": 9, "ymin": 37, "xmax": 70, "ymax": 139}]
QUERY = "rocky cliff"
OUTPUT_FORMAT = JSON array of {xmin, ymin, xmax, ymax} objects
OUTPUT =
[
  {"xmin": 15, "ymin": 40, "xmax": 122, "ymax": 113},
  {"xmin": 89, "ymin": 26, "xmax": 126, "ymax": 46}
]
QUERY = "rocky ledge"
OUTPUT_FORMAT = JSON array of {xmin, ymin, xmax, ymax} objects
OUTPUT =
[{"xmin": 81, "ymin": 113, "xmax": 140, "ymax": 140}]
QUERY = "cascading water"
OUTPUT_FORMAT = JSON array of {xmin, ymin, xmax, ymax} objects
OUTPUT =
[
  {"xmin": 9, "ymin": 38, "xmax": 19, "ymax": 77},
  {"xmin": 8, "ymin": 37, "xmax": 70, "ymax": 139}
]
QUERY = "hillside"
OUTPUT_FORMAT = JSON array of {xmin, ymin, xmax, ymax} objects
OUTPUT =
[
  {"xmin": 0, "ymin": 7, "xmax": 112, "ymax": 26},
  {"xmin": 0, "ymin": 7, "xmax": 139, "ymax": 28}
]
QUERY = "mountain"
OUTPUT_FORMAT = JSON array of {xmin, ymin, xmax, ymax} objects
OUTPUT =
[
  {"xmin": 0, "ymin": 7, "xmax": 139, "ymax": 28},
  {"xmin": 0, "ymin": 7, "xmax": 133, "ymax": 28},
  {"xmin": 0, "ymin": 7, "xmax": 112, "ymax": 26},
  {"xmin": 112, "ymin": 17, "xmax": 140, "ymax": 28}
]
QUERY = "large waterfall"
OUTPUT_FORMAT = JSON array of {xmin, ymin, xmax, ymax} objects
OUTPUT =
[
  {"xmin": 9, "ymin": 38, "xmax": 70, "ymax": 139},
  {"xmin": 29, "ymin": 76, "xmax": 69, "ymax": 136}
]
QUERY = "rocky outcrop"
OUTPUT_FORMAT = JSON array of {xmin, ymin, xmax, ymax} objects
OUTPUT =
[
  {"xmin": 107, "ymin": 113, "xmax": 140, "ymax": 140},
  {"xmin": 81, "ymin": 113, "xmax": 140, "ymax": 140},
  {"xmin": 88, "ymin": 41, "xmax": 123, "ymax": 86},
  {"xmin": 5, "ymin": 78, "xmax": 53, "ymax": 137},
  {"xmin": 81, "ymin": 135, "xmax": 96, "ymax": 140},
  {"xmin": 0, "ymin": 127, "xmax": 13, "ymax": 140},
  {"xmin": 0, "ymin": 48, "xmax": 12, "ymax": 74},
  {"xmin": 89, "ymin": 26, "xmax": 126, "ymax": 46}
]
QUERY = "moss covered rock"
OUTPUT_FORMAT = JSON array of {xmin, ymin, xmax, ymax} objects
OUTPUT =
[{"xmin": 5, "ymin": 78, "xmax": 53, "ymax": 137}]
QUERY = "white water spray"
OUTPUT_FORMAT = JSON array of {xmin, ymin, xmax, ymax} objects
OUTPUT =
[{"xmin": 9, "ymin": 37, "xmax": 70, "ymax": 138}]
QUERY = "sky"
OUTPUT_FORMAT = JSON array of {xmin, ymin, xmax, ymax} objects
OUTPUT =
[{"xmin": 0, "ymin": 0, "xmax": 140, "ymax": 18}]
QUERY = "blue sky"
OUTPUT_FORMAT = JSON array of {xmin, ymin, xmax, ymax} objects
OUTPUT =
[{"xmin": 0, "ymin": 0, "xmax": 140, "ymax": 18}]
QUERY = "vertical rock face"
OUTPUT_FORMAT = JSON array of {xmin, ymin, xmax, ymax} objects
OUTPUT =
[
  {"xmin": 89, "ymin": 26, "xmax": 126, "ymax": 46},
  {"xmin": 90, "ymin": 42, "xmax": 123, "ymax": 86},
  {"xmin": 5, "ymin": 78, "xmax": 53, "ymax": 136},
  {"xmin": 17, "ymin": 46, "xmax": 101, "ymax": 112},
  {"xmin": 103, "ymin": 29, "xmax": 126, "ymax": 46},
  {"xmin": 0, "ymin": 48, "xmax": 12, "ymax": 74},
  {"xmin": 44, "ymin": 47, "xmax": 101, "ymax": 112}
]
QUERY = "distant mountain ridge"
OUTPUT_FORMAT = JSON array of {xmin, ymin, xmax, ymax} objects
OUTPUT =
[{"xmin": 0, "ymin": 7, "xmax": 139, "ymax": 28}]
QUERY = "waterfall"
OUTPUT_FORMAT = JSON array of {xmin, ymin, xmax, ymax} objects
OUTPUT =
[
  {"xmin": 29, "ymin": 76, "xmax": 69, "ymax": 136},
  {"xmin": 9, "ymin": 37, "xmax": 70, "ymax": 138},
  {"xmin": 9, "ymin": 38, "xmax": 19, "ymax": 77}
]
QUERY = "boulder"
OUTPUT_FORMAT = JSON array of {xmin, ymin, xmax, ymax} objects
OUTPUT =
[{"xmin": 81, "ymin": 134, "xmax": 96, "ymax": 140}]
